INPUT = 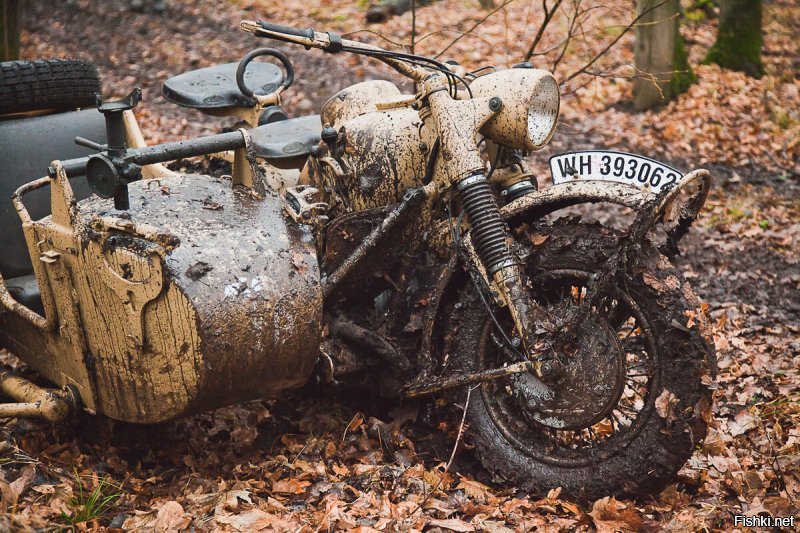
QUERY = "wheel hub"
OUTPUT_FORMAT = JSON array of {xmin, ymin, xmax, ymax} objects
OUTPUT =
[{"xmin": 525, "ymin": 312, "xmax": 625, "ymax": 430}]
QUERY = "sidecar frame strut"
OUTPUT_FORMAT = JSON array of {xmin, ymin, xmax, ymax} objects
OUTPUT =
[
  {"xmin": 404, "ymin": 360, "xmax": 551, "ymax": 399},
  {"xmin": 0, "ymin": 372, "xmax": 78, "ymax": 422}
]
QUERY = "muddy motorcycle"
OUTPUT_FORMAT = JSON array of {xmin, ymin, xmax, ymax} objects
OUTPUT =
[{"xmin": 0, "ymin": 23, "xmax": 715, "ymax": 498}]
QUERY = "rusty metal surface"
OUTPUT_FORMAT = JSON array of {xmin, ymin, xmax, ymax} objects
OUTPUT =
[
  {"xmin": 320, "ymin": 80, "xmax": 402, "ymax": 127},
  {"xmin": 468, "ymin": 69, "xmax": 559, "ymax": 151},
  {"xmin": 307, "ymin": 106, "xmax": 429, "ymax": 215}
]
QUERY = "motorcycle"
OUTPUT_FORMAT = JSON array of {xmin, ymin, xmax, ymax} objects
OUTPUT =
[{"xmin": 0, "ymin": 20, "xmax": 715, "ymax": 499}]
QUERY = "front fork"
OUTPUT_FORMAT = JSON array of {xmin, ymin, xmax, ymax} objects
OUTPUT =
[
  {"xmin": 456, "ymin": 172, "xmax": 547, "ymax": 375},
  {"xmin": 420, "ymin": 74, "xmax": 547, "ymax": 373}
]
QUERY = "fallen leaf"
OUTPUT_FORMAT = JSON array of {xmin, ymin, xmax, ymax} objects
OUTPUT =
[
  {"xmin": 153, "ymin": 501, "xmax": 190, "ymax": 532},
  {"xmin": 655, "ymin": 390, "xmax": 679, "ymax": 424},
  {"xmin": 427, "ymin": 517, "xmax": 475, "ymax": 531}
]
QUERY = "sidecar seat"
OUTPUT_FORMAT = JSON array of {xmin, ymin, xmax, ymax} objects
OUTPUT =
[
  {"xmin": 163, "ymin": 63, "xmax": 321, "ymax": 164},
  {"xmin": 162, "ymin": 62, "xmax": 284, "ymax": 110}
]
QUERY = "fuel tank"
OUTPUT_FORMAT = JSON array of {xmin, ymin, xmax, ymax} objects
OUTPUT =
[
  {"xmin": 311, "ymin": 80, "xmax": 428, "ymax": 214},
  {"xmin": 0, "ymin": 172, "xmax": 322, "ymax": 423}
]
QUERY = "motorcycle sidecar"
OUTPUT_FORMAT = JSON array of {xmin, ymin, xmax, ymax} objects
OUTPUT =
[{"xmin": 0, "ymin": 166, "xmax": 322, "ymax": 424}]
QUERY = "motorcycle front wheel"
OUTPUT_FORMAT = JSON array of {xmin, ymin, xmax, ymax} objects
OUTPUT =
[{"xmin": 448, "ymin": 219, "xmax": 715, "ymax": 499}]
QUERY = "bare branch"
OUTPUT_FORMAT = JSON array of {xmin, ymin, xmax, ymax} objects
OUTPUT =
[
  {"xmin": 523, "ymin": 0, "xmax": 564, "ymax": 61},
  {"xmin": 434, "ymin": 0, "xmax": 518, "ymax": 59},
  {"xmin": 562, "ymin": 0, "xmax": 670, "ymax": 83}
]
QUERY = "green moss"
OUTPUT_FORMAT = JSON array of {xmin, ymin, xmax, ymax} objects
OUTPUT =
[
  {"xmin": 670, "ymin": 34, "xmax": 697, "ymax": 97},
  {"xmin": 704, "ymin": 0, "xmax": 764, "ymax": 78}
]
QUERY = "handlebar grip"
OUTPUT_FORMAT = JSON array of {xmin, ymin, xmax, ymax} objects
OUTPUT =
[{"xmin": 256, "ymin": 20, "xmax": 314, "ymax": 39}]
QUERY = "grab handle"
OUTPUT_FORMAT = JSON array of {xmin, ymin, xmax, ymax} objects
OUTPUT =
[{"xmin": 236, "ymin": 47, "xmax": 294, "ymax": 99}]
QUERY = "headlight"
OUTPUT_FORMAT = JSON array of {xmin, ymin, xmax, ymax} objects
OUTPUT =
[{"xmin": 469, "ymin": 68, "xmax": 560, "ymax": 151}]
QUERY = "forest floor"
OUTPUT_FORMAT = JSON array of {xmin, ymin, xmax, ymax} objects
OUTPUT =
[{"xmin": 2, "ymin": 0, "xmax": 799, "ymax": 530}]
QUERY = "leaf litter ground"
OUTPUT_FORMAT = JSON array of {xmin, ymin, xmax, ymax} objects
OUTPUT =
[{"xmin": 2, "ymin": 0, "xmax": 798, "ymax": 530}]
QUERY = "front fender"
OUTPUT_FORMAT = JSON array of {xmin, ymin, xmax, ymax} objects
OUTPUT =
[
  {"xmin": 416, "ymin": 171, "xmax": 711, "ymax": 382},
  {"xmin": 501, "ymin": 180, "xmax": 647, "ymax": 225},
  {"xmin": 501, "ymin": 170, "xmax": 711, "ymax": 238}
]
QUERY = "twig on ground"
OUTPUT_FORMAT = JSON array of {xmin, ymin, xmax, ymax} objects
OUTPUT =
[{"xmin": 409, "ymin": 385, "xmax": 477, "ymax": 517}]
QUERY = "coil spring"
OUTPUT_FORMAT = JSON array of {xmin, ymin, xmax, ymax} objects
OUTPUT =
[{"xmin": 458, "ymin": 174, "xmax": 513, "ymax": 274}]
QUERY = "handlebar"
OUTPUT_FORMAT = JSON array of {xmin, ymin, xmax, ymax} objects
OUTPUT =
[
  {"xmin": 254, "ymin": 21, "xmax": 314, "ymax": 40},
  {"xmin": 240, "ymin": 19, "xmax": 429, "ymax": 82}
]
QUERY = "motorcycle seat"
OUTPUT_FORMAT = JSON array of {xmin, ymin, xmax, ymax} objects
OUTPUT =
[
  {"xmin": 162, "ymin": 62, "xmax": 284, "ymax": 110},
  {"xmin": 5, "ymin": 274, "xmax": 44, "ymax": 316},
  {"xmin": 250, "ymin": 115, "xmax": 321, "ymax": 159}
]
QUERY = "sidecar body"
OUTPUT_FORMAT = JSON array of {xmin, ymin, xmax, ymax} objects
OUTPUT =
[{"xmin": 0, "ymin": 163, "xmax": 323, "ymax": 423}]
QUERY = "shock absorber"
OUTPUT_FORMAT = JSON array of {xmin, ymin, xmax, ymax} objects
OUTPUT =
[
  {"xmin": 457, "ymin": 172, "xmax": 514, "ymax": 275},
  {"xmin": 457, "ymin": 171, "xmax": 549, "ymax": 373}
]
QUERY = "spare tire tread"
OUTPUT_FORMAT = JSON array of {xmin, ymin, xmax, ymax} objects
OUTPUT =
[{"xmin": 0, "ymin": 58, "xmax": 101, "ymax": 115}]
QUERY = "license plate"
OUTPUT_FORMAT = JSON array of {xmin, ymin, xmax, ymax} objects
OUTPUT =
[{"xmin": 548, "ymin": 151, "xmax": 682, "ymax": 194}]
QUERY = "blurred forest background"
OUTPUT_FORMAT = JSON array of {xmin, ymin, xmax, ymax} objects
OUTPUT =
[{"xmin": 1, "ymin": 0, "xmax": 798, "ymax": 530}]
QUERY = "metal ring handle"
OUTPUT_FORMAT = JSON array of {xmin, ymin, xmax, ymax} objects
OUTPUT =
[{"xmin": 236, "ymin": 47, "xmax": 294, "ymax": 99}]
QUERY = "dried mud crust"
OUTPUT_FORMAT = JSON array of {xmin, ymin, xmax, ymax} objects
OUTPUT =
[
  {"xmin": 0, "ymin": 59, "xmax": 100, "ymax": 115},
  {"xmin": 449, "ymin": 220, "xmax": 715, "ymax": 499}
]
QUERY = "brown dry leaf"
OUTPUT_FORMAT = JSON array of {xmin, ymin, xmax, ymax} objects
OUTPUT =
[
  {"xmin": 427, "ymin": 517, "xmax": 475, "ymax": 532},
  {"xmin": 655, "ymin": 389, "xmax": 679, "ymax": 423},
  {"xmin": 642, "ymin": 271, "xmax": 666, "ymax": 292},
  {"xmin": 345, "ymin": 412, "xmax": 365, "ymax": 435},
  {"xmin": 220, "ymin": 489, "xmax": 254, "ymax": 512},
  {"xmin": 530, "ymin": 234, "xmax": 549, "ymax": 246},
  {"xmin": 0, "ymin": 465, "xmax": 35, "ymax": 510},
  {"xmin": 153, "ymin": 501, "xmax": 190, "ymax": 532},
  {"xmin": 456, "ymin": 478, "xmax": 495, "ymax": 504},
  {"xmin": 202, "ymin": 197, "xmax": 223, "ymax": 210},
  {"xmin": 271, "ymin": 478, "xmax": 311, "ymax": 495},
  {"xmin": 588, "ymin": 497, "xmax": 644, "ymax": 532},
  {"xmin": 291, "ymin": 251, "xmax": 308, "ymax": 275},
  {"xmin": 728, "ymin": 410, "xmax": 757, "ymax": 437},
  {"xmin": 215, "ymin": 508, "xmax": 278, "ymax": 531},
  {"xmin": 685, "ymin": 309, "xmax": 697, "ymax": 329}
]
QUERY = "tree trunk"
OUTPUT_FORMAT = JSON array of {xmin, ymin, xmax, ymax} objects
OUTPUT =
[
  {"xmin": 1, "ymin": 0, "xmax": 20, "ymax": 61},
  {"xmin": 633, "ymin": 0, "xmax": 695, "ymax": 111},
  {"xmin": 705, "ymin": 0, "xmax": 763, "ymax": 77}
]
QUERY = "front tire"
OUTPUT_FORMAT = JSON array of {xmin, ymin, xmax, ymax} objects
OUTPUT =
[{"xmin": 447, "ymin": 220, "xmax": 714, "ymax": 499}]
